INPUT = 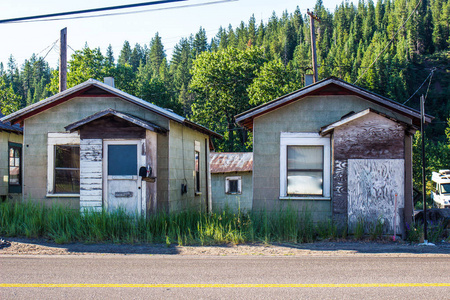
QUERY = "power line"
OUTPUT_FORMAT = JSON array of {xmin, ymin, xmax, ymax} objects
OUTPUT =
[
  {"xmin": 403, "ymin": 68, "xmax": 435, "ymax": 105},
  {"xmin": 2, "ymin": 0, "xmax": 236, "ymax": 24},
  {"xmin": 0, "ymin": 0, "xmax": 186, "ymax": 24},
  {"xmin": 353, "ymin": 0, "xmax": 424, "ymax": 85},
  {"xmin": 42, "ymin": 40, "xmax": 59, "ymax": 61}
]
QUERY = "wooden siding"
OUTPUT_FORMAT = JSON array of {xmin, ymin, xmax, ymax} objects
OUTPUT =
[
  {"xmin": 333, "ymin": 113, "xmax": 405, "ymax": 160},
  {"xmin": 332, "ymin": 112, "xmax": 406, "ymax": 233},
  {"xmin": 145, "ymin": 130, "xmax": 157, "ymax": 214},
  {"xmin": 80, "ymin": 139, "xmax": 102, "ymax": 212},
  {"xmin": 79, "ymin": 115, "xmax": 146, "ymax": 139},
  {"xmin": 332, "ymin": 159, "xmax": 348, "ymax": 225}
]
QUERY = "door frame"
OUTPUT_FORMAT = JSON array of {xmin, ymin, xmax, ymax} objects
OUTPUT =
[{"xmin": 102, "ymin": 139, "xmax": 145, "ymax": 215}]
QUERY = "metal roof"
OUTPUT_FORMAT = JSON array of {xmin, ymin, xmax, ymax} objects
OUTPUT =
[
  {"xmin": 65, "ymin": 108, "xmax": 168, "ymax": 134},
  {"xmin": 0, "ymin": 79, "xmax": 221, "ymax": 139},
  {"xmin": 0, "ymin": 113, "xmax": 23, "ymax": 134},
  {"xmin": 235, "ymin": 77, "xmax": 433, "ymax": 130},
  {"xmin": 210, "ymin": 152, "xmax": 253, "ymax": 173},
  {"xmin": 319, "ymin": 108, "xmax": 416, "ymax": 136}
]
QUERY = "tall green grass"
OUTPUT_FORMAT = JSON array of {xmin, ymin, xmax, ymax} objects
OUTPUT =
[{"xmin": 6, "ymin": 201, "xmax": 441, "ymax": 245}]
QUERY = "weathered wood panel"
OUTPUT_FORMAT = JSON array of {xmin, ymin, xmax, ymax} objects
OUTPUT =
[
  {"xmin": 334, "ymin": 113, "xmax": 405, "ymax": 160},
  {"xmin": 79, "ymin": 116, "xmax": 146, "ymax": 139},
  {"xmin": 332, "ymin": 159, "xmax": 348, "ymax": 225},
  {"xmin": 80, "ymin": 139, "xmax": 103, "ymax": 211},
  {"xmin": 347, "ymin": 159, "xmax": 404, "ymax": 234},
  {"xmin": 146, "ymin": 130, "xmax": 157, "ymax": 215}
]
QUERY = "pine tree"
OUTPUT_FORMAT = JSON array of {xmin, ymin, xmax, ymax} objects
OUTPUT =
[{"xmin": 118, "ymin": 41, "xmax": 132, "ymax": 66}]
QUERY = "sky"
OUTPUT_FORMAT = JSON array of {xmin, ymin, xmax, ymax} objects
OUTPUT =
[{"xmin": 0, "ymin": 0, "xmax": 348, "ymax": 69}]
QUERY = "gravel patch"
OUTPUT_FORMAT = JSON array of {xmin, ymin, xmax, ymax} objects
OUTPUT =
[{"xmin": 1, "ymin": 237, "xmax": 449, "ymax": 257}]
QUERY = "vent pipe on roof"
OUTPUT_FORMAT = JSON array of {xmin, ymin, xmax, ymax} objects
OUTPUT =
[
  {"xmin": 104, "ymin": 77, "xmax": 115, "ymax": 87},
  {"xmin": 305, "ymin": 74, "xmax": 314, "ymax": 87},
  {"xmin": 59, "ymin": 28, "xmax": 67, "ymax": 92}
]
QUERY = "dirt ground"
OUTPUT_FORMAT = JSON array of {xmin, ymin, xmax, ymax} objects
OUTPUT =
[{"xmin": 1, "ymin": 237, "xmax": 450, "ymax": 256}]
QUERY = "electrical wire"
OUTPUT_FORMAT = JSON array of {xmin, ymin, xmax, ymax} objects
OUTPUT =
[
  {"xmin": 42, "ymin": 40, "xmax": 59, "ymax": 60},
  {"xmin": 3, "ymin": 0, "xmax": 236, "ymax": 24},
  {"xmin": 353, "ymin": 0, "xmax": 424, "ymax": 85},
  {"xmin": 0, "ymin": 0, "xmax": 186, "ymax": 24},
  {"xmin": 403, "ymin": 68, "xmax": 435, "ymax": 105}
]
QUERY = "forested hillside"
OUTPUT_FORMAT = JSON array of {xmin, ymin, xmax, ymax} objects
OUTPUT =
[{"xmin": 1, "ymin": 0, "xmax": 449, "ymax": 176}]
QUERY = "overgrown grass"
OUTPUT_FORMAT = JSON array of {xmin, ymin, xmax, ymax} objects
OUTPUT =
[
  {"xmin": 2, "ymin": 201, "xmax": 447, "ymax": 245},
  {"xmin": 406, "ymin": 220, "xmax": 449, "ymax": 243}
]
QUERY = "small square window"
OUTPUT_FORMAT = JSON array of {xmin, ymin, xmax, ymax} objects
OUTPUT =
[{"xmin": 226, "ymin": 176, "xmax": 242, "ymax": 194}]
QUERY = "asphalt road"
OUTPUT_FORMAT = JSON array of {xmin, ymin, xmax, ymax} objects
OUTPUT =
[{"xmin": 1, "ymin": 255, "xmax": 449, "ymax": 299}]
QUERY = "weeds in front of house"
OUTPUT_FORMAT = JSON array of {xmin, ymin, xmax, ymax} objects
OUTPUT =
[
  {"xmin": 354, "ymin": 217, "xmax": 365, "ymax": 240},
  {"xmin": 406, "ymin": 219, "xmax": 448, "ymax": 244},
  {"xmin": 369, "ymin": 217, "xmax": 384, "ymax": 241},
  {"xmin": 2, "ymin": 201, "xmax": 449, "ymax": 245}
]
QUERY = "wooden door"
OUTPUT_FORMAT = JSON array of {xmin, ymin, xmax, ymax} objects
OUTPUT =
[{"xmin": 103, "ymin": 140, "xmax": 142, "ymax": 215}]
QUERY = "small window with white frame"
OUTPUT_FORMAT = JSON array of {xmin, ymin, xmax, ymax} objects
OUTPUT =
[
  {"xmin": 47, "ymin": 132, "xmax": 80, "ymax": 196},
  {"xmin": 225, "ymin": 176, "xmax": 242, "ymax": 194},
  {"xmin": 280, "ymin": 133, "xmax": 331, "ymax": 199}
]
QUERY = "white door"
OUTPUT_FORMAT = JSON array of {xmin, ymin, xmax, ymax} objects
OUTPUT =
[{"xmin": 103, "ymin": 140, "xmax": 142, "ymax": 215}]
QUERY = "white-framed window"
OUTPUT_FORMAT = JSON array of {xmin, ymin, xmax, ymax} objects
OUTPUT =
[
  {"xmin": 225, "ymin": 176, "xmax": 242, "ymax": 194},
  {"xmin": 280, "ymin": 132, "xmax": 331, "ymax": 199},
  {"xmin": 47, "ymin": 132, "xmax": 80, "ymax": 197}
]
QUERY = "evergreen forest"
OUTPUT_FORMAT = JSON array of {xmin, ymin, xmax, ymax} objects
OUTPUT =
[{"xmin": 1, "ymin": 0, "xmax": 450, "ymax": 193}]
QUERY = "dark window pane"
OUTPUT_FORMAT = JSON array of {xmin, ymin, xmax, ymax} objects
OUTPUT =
[
  {"xmin": 55, "ymin": 169, "xmax": 80, "ymax": 193},
  {"xmin": 9, "ymin": 145, "xmax": 21, "ymax": 186},
  {"xmin": 55, "ymin": 145, "xmax": 80, "ymax": 168},
  {"xmin": 229, "ymin": 180, "xmax": 239, "ymax": 193},
  {"xmin": 108, "ymin": 145, "xmax": 137, "ymax": 175}
]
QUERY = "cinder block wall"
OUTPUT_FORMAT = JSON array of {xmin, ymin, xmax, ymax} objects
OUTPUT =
[
  {"xmin": 252, "ymin": 95, "xmax": 413, "ymax": 222},
  {"xmin": 168, "ymin": 121, "xmax": 210, "ymax": 213},
  {"xmin": 23, "ymin": 96, "xmax": 169, "ymax": 207},
  {"xmin": 210, "ymin": 172, "xmax": 252, "ymax": 213}
]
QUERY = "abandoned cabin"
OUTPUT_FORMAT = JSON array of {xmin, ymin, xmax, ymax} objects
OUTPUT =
[
  {"xmin": 1, "ymin": 78, "xmax": 221, "ymax": 216},
  {"xmin": 210, "ymin": 152, "xmax": 253, "ymax": 213},
  {"xmin": 235, "ymin": 77, "xmax": 432, "ymax": 236},
  {"xmin": 0, "ymin": 113, "xmax": 23, "ymax": 202}
]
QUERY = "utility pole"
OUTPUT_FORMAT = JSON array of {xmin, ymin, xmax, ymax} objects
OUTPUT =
[
  {"xmin": 420, "ymin": 94, "xmax": 428, "ymax": 243},
  {"xmin": 307, "ymin": 9, "xmax": 320, "ymax": 83},
  {"xmin": 59, "ymin": 27, "xmax": 67, "ymax": 92}
]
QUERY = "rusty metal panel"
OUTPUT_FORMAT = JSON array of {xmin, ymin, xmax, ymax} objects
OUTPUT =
[{"xmin": 210, "ymin": 152, "xmax": 253, "ymax": 174}]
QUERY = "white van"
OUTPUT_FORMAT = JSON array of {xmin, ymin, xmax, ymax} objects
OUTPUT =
[{"xmin": 431, "ymin": 170, "xmax": 450, "ymax": 208}]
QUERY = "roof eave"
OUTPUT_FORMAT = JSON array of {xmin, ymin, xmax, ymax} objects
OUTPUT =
[{"xmin": 235, "ymin": 77, "xmax": 433, "ymax": 129}]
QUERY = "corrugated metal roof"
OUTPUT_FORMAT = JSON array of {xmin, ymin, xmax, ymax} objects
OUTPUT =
[
  {"xmin": 0, "ymin": 113, "xmax": 22, "ymax": 134},
  {"xmin": 210, "ymin": 152, "xmax": 253, "ymax": 173}
]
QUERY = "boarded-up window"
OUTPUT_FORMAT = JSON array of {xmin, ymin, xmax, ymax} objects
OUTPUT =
[
  {"xmin": 54, "ymin": 145, "xmax": 80, "ymax": 193},
  {"xmin": 287, "ymin": 146, "xmax": 323, "ymax": 195}
]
